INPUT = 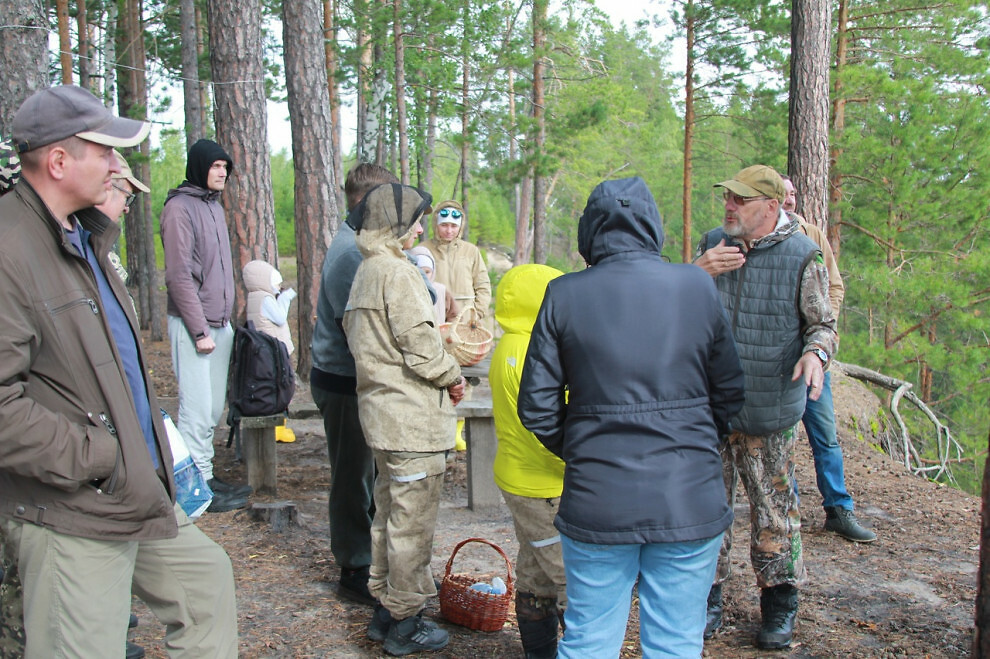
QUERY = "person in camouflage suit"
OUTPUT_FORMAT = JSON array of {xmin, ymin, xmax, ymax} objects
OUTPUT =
[
  {"xmin": 0, "ymin": 139, "xmax": 25, "ymax": 657},
  {"xmin": 343, "ymin": 183, "xmax": 466, "ymax": 656},
  {"xmin": 694, "ymin": 165, "xmax": 838, "ymax": 650}
]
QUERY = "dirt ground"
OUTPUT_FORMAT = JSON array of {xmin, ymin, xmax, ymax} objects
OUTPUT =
[{"xmin": 133, "ymin": 330, "xmax": 980, "ymax": 658}]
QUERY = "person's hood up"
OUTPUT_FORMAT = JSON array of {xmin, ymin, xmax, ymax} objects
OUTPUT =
[
  {"xmin": 242, "ymin": 259, "xmax": 281, "ymax": 295},
  {"xmin": 431, "ymin": 199, "xmax": 466, "ymax": 242},
  {"xmin": 406, "ymin": 245, "xmax": 436, "ymax": 280},
  {"xmin": 185, "ymin": 138, "xmax": 232, "ymax": 190},
  {"xmin": 495, "ymin": 264, "xmax": 564, "ymax": 336},
  {"xmin": 577, "ymin": 177, "xmax": 663, "ymax": 266},
  {"xmin": 353, "ymin": 183, "xmax": 432, "ymax": 258}
]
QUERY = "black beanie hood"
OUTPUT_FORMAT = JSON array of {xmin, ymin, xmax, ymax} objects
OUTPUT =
[{"xmin": 185, "ymin": 138, "xmax": 233, "ymax": 189}]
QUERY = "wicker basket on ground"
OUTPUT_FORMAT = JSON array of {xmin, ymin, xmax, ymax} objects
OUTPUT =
[{"xmin": 439, "ymin": 537, "xmax": 514, "ymax": 632}]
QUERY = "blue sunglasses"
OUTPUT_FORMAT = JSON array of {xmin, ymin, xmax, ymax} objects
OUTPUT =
[{"xmin": 438, "ymin": 208, "xmax": 463, "ymax": 219}]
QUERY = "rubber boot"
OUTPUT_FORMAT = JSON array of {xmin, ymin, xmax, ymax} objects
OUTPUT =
[
  {"xmin": 454, "ymin": 419, "xmax": 466, "ymax": 451},
  {"xmin": 703, "ymin": 583, "xmax": 723, "ymax": 640},
  {"xmin": 756, "ymin": 584, "xmax": 798, "ymax": 649},
  {"xmin": 275, "ymin": 421, "xmax": 296, "ymax": 443},
  {"xmin": 516, "ymin": 591, "xmax": 559, "ymax": 659}
]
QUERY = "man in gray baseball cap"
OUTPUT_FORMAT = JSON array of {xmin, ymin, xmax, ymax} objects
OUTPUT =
[
  {"xmin": 0, "ymin": 85, "xmax": 238, "ymax": 657},
  {"xmin": 11, "ymin": 84, "xmax": 150, "ymax": 154}
]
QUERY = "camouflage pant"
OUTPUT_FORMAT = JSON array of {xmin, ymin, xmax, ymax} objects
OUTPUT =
[
  {"xmin": 369, "ymin": 450, "xmax": 446, "ymax": 620},
  {"xmin": 0, "ymin": 526, "xmax": 26, "ymax": 657},
  {"xmin": 715, "ymin": 426, "xmax": 807, "ymax": 589},
  {"xmin": 500, "ymin": 490, "xmax": 567, "ymax": 608}
]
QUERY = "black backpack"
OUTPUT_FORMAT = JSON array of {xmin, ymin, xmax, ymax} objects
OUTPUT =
[{"xmin": 226, "ymin": 321, "xmax": 296, "ymax": 446}]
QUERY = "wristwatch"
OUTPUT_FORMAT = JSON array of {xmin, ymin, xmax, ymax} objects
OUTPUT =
[{"xmin": 809, "ymin": 347, "xmax": 829, "ymax": 366}]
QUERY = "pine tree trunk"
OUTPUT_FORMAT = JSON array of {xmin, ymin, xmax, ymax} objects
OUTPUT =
[
  {"xmin": 788, "ymin": 0, "xmax": 832, "ymax": 233},
  {"xmin": 681, "ymin": 3, "xmax": 695, "ymax": 264},
  {"xmin": 323, "ymin": 0, "xmax": 346, "ymax": 214},
  {"xmin": 282, "ymin": 0, "xmax": 337, "ymax": 381},
  {"xmin": 459, "ymin": 0, "xmax": 471, "ymax": 233},
  {"xmin": 118, "ymin": 0, "xmax": 162, "ymax": 340},
  {"xmin": 0, "ymin": 0, "xmax": 48, "ymax": 133},
  {"xmin": 55, "ymin": 0, "xmax": 73, "ymax": 83},
  {"xmin": 76, "ymin": 0, "xmax": 90, "ymax": 91},
  {"xmin": 208, "ymin": 0, "xmax": 278, "ymax": 325},
  {"xmin": 531, "ymin": 0, "xmax": 547, "ymax": 264},
  {"xmin": 394, "ymin": 0, "xmax": 409, "ymax": 185},
  {"xmin": 180, "ymin": 0, "xmax": 204, "ymax": 148},
  {"xmin": 828, "ymin": 0, "xmax": 849, "ymax": 260}
]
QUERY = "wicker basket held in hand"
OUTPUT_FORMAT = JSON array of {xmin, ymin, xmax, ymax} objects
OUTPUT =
[
  {"xmin": 438, "ymin": 307, "xmax": 493, "ymax": 367},
  {"xmin": 439, "ymin": 537, "xmax": 514, "ymax": 632}
]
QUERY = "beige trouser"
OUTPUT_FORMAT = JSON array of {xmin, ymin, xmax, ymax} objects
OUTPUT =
[
  {"xmin": 500, "ymin": 490, "xmax": 567, "ymax": 608},
  {"xmin": 5, "ymin": 503, "xmax": 237, "ymax": 658},
  {"xmin": 369, "ymin": 450, "xmax": 446, "ymax": 620}
]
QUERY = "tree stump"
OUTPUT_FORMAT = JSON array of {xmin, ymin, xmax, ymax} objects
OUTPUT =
[{"xmin": 248, "ymin": 502, "xmax": 299, "ymax": 533}]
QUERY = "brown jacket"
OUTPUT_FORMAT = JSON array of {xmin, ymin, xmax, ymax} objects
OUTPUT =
[{"xmin": 0, "ymin": 181, "xmax": 176, "ymax": 541}]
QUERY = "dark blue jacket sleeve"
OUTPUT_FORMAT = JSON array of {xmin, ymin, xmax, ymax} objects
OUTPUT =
[{"xmin": 517, "ymin": 292, "xmax": 567, "ymax": 457}]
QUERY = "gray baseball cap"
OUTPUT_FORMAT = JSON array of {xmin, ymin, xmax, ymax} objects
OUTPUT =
[{"xmin": 12, "ymin": 85, "xmax": 150, "ymax": 154}]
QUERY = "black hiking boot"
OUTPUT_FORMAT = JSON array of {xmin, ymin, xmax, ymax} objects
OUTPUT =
[
  {"xmin": 383, "ymin": 614, "xmax": 449, "ymax": 656},
  {"xmin": 367, "ymin": 604, "xmax": 394, "ymax": 642},
  {"xmin": 208, "ymin": 476, "xmax": 252, "ymax": 498},
  {"xmin": 205, "ymin": 490, "xmax": 249, "ymax": 513},
  {"xmin": 339, "ymin": 565, "xmax": 376, "ymax": 606},
  {"xmin": 824, "ymin": 506, "xmax": 877, "ymax": 543},
  {"xmin": 703, "ymin": 583, "xmax": 723, "ymax": 640},
  {"xmin": 756, "ymin": 584, "xmax": 798, "ymax": 650},
  {"xmin": 125, "ymin": 641, "xmax": 145, "ymax": 659}
]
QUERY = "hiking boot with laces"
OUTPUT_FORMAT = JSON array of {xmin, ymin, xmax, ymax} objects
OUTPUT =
[
  {"xmin": 367, "ymin": 604, "xmax": 393, "ymax": 642},
  {"xmin": 756, "ymin": 584, "xmax": 798, "ymax": 649},
  {"xmin": 824, "ymin": 506, "xmax": 877, "ymax": 543},
  {"xmin": 383, "ymin": 614, "xmax": 449, "ymax": 656}
]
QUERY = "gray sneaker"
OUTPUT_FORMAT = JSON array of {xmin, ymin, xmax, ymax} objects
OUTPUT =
[
  {"xmin": 383, "ymin": 614, "xmax": 449, "ymax": 656},
  {"xmin": 824, "ymin": 507, "xmax": 877, "ymax": 543}
]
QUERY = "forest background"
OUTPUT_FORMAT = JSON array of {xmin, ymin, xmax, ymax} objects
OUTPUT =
[{"xmin": 0, "ymin": 0, "xmax": 986, "ymax": 494}]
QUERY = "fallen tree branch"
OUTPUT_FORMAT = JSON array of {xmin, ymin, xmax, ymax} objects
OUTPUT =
[{"xmin": 834, "ymin": 360, "xmax": 961, "ymax": 484}]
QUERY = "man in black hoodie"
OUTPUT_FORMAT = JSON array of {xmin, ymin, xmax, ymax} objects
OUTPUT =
[{"xmin": 161, "ymin": 139, "xmax": 250, "ymax": 512}]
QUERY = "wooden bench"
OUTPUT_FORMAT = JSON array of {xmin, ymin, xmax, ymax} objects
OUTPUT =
[
  {"xmin": 287, "ymin": 396, "xmax": 499, "ymax": 512},
  {"xmin": 457, "ymin": 399, "xmax": 499, "ymax": 511}
]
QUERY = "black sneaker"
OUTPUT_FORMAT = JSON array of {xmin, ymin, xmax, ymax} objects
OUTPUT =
[
  {"xmin": 824, "ymin": 507, "xmax": 877, "ymax": 543},
  {"xmin": 208, "ymin": 477, "xmax": 252, "ymax": 498},
  {"xmin": 339, "ymin": 566, "xmax": 376, "ymax": 606},
  {"xmin": 125, "ymin": 641, "xmax": 145, "ymax": 659},
  {"xmin": 206, "ymin": 490, "xmax": 249, "ymax": 513},
  {"xmin": 368, "ymin": 604, "xmax": 393, "ymax": 642},
  {"xmin": 383, "ymin": 615, "xmax": 448, "ymax": 656}
]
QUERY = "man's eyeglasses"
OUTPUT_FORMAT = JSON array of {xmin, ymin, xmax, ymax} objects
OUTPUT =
[
  {"xmin": 438, "ymin": 208, "xmax": 462, "ymax": 220},
  {"xmin": 112, "ymin": 183, "xmax": 137, "ymax": 209},
  {"xmin": 722, "ymin": 191, "xmax": 769, "ymax": 206}
]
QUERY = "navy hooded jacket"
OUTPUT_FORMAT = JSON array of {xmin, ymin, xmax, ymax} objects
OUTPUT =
[{"xmin": 517, "ymin": 177, "xmax": 745, "ymax": 544}]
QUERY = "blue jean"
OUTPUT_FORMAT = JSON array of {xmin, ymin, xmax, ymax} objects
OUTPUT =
[
  {"xmin": 559, "ymin": 533, "xmax": 722, "ymax": 658},
  {"xmin": 801, "ymin": 372, "xmax": 854, "ymax": 510}
]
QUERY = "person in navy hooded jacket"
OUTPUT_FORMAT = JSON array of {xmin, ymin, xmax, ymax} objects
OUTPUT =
[{"xmin": 518, "ymin": 176, "xmax": 745, "ymax": 658}]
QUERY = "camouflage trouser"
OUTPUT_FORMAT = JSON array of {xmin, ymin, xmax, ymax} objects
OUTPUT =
[
  {"xmin": 0, "ymin": 526, "xmax": 26, "ymax": 657},
  {"xmin": 499, "ymin": 490, "xmax": 567, "ymax": 609},
  {"xmin": 715, "ymin": 426, "xmax": 807, "ymax": 589},
  {"xmin": 368, "ymin": 450, "xmax": 446, "ymax": 620}
]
